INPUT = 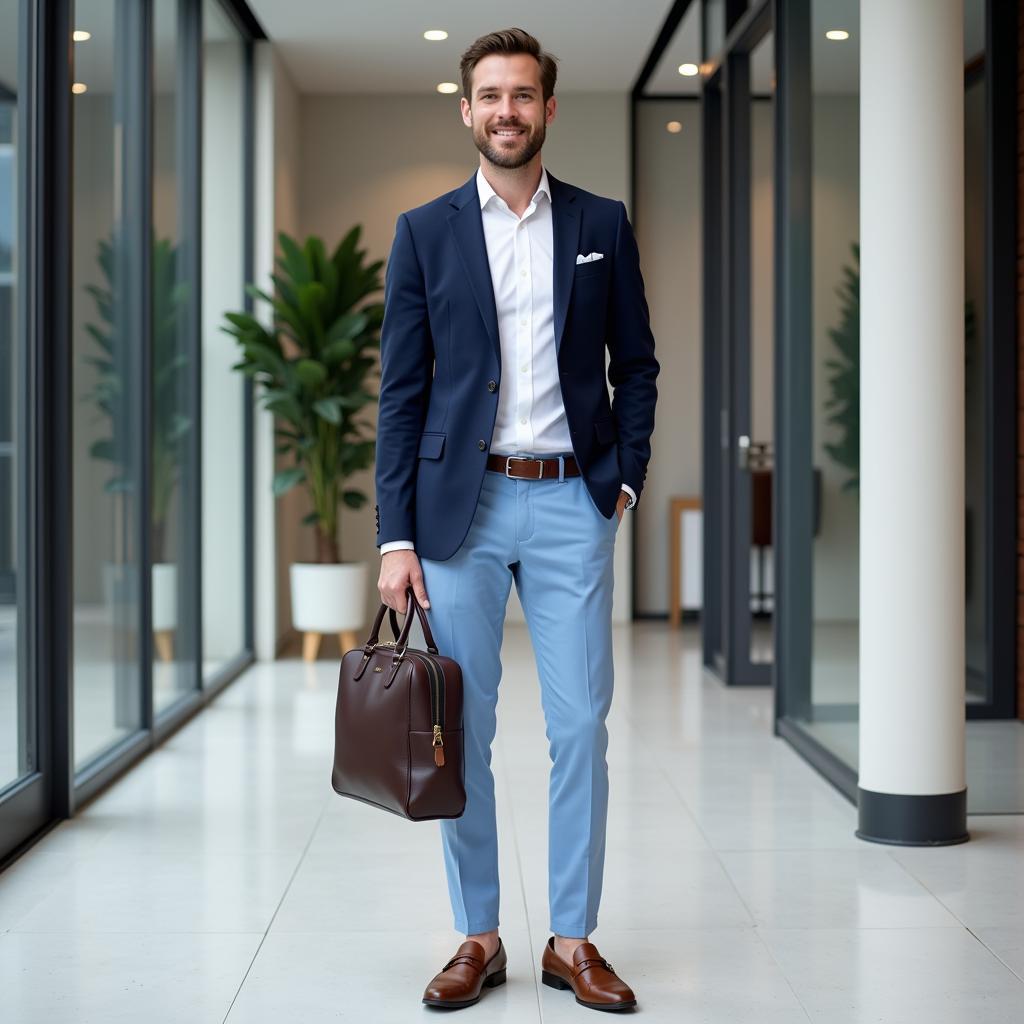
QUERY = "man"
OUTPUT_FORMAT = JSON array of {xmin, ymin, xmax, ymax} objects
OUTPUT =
[{"xmin": 375, "ymin": 27, "xmax": 658, "ymax": 1012}]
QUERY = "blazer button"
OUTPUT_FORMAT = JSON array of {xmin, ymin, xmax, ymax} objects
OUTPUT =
[
  {"xmin": 487, "ymin": 380, "xmax": 497, "ymax": 392},
  {"xmin": 477, "ymin": 439, "xmax": 486, "ymax": 450}
]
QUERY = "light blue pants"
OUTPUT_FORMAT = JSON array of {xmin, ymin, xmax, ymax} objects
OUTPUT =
[{"xmin": 420, "ymin": 450, "xmax": 620, "ymax": 938}]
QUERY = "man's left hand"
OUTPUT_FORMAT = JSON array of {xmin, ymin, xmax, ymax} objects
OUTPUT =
[{"xmin": 616, "ymin": 490, "xmax": 628, "ymax": 523}]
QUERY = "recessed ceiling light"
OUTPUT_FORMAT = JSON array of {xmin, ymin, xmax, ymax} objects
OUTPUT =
[
  {"xmin": 677, "ymin": 63, "xmax": 699, "ymax": 77},
  {"xmin": 73, "ymin": 29, "xmax": 91, "ymax": 42},
  {"xmin": 436, "ymin": 82, "xmax": 459, "ymax": 94},
  {"xmin": 71, "ymin": 82, "xmax": 88, "ymax": 94},
  {"xmin": 825, "ymin": 29, "xmax": 850, "ymax": 40},
  {"xmin": 424, "ymin": 30, "xmax": 448, "ymax": 41},
  {"xmin": 666, "ymin": 121, "xmax": 683, "ymax": 134}
]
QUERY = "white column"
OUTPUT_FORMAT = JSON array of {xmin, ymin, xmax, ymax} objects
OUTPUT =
[{"xmin": 858, "ymin": 0, "xmax": 967, "ymax": 843}]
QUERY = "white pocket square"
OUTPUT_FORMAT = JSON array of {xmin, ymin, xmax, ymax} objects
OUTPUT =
[{"xmin": 576, "ymin": 252, "xmax": 604, "ymax": 264}]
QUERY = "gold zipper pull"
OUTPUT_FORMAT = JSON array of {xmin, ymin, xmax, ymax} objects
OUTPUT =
[{"xmin": 432, "ymin": 724, "xmax": 445, "ymax": 766}]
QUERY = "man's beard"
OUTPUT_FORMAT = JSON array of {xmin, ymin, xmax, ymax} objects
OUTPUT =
[{"xmin": 473, "ymin": 119, "xmax": 545, "ymax": 169}]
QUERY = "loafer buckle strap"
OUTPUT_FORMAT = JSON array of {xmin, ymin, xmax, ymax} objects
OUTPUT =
[
  {"xmin": 573, "ymin": 957, "xmax": 614, "ymax": 978},
  {"xmin": 442, "ymin": 955, "xmax": 484, "ymax": 973}
]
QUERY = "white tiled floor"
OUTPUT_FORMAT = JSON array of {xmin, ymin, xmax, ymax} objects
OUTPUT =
[{"xmin": 1, "ymin": 621, "xmax": 1022, "ymax": 1022}]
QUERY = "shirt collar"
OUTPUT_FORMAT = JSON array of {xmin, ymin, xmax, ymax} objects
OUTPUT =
[{"xmin": 476, "ymin": 164, "xmax": 551, "ymax": 210}]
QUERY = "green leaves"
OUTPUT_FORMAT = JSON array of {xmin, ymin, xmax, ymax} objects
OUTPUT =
[
  {"xmin": 84, "ymin": 233, "xmax": 192, "ymax": 547},
  {"xmin": 295, "ymin": 359, "xmax": 328, "ymax": 387},
  {"xmin": 823, "ymin": 241, "xmax": 861, "ymax": 494},
  {"xmin": 222, "ymin": 227, "xmax": 384, "ymax": 558},
  {"xmin": 273, "ymin": 466, "xmax": 306, "ymax": 496}
]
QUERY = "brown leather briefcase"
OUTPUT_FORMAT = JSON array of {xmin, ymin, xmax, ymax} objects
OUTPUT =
[{"xmin": 331, "ymin": 587, "xmax": 466, "ymax": 820}]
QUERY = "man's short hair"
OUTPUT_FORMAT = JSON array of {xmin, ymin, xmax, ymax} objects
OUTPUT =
[{"xmin": 459, "ymin": 27, "xmax": 559, "ymax": 103}]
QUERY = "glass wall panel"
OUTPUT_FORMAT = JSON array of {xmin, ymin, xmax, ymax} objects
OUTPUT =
[
  {"xmin": 963, "ymin": 0, "xmax": 986, "ymax": 703},
  {"xmin": 749, "ymin": 33, "xmax": 774, "ymax": 665},
  {"xmin": 201, "ymin": 0, "xmax": 247, "ymax": 680},
  {"xmin": 72, "ymin": 1, "xmax": 144, "ymax": 766},
  {"xmin": 803, "ymin": 0, "xmax": 861, "ymax": 763},
  {"xmin": 152, "ymin": 0, "xmax": 200, "ymax": 714},
  {"xmin": 0, "ymin": 0, "xmax": 28, "ymax": 792}
]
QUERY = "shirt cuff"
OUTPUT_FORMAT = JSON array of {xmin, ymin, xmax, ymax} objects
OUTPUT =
[
  {"xmin": 380, "ymin": 540, "xmax": 415, "ymax": 555},
  {"xmin": 620, "ymin": 484, "xmax": 637, "ymax": 510}
]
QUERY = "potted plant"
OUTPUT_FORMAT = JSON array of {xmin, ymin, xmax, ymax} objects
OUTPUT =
[
  {"xmin": 85, "ymin": 234, "xmax": 191, "ymax": 661},
  {"xmin": 223, "ymin": 228, "xmax": 383, "ymax": 661}
]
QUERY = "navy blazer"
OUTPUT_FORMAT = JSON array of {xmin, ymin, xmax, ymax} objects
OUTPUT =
[{"xmin": 374, "ymin": 168, "xmax": 659, "ymax": 562}]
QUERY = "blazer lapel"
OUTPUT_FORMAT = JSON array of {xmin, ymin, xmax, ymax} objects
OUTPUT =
[
  {"xmin": 447, "ymin": 173, "xmax": 501, "ymax": 362},
  {"xmin": 547, "ymin": 172, "xmax": 582, "ymax": 357}
]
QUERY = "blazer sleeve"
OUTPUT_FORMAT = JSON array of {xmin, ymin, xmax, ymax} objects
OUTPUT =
[
  {"xmin": 375, "ymin": 212, "xmax": 434, "ymax": 546},
  {"xmin": 605, "ymin": 200, "xmax": 660, "ymax": 506}
]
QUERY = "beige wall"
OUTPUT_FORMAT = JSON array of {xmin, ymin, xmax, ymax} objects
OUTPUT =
[
  {"xmin": 290, "ymin": 91, "xmax": 633, "ymax": 629},
  {"xmin": 633, "ymin": 100, "xmax": 703, "ymax": 616}
]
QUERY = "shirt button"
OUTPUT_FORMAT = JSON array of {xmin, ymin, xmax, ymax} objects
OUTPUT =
[
  {"xmin": 521, "ymin": 270, "xmax": 527, "ymax": 278},
  {"xmin": 520, "ymin": 318, "xmax": 526, "ymax": 326},
  {"xmin": 520, "ymin": 364, "xmax": 527, "ymax": 372},
  {"xmin": 520, "ymin": 417, "xmax": 527, "ymax": 425}
]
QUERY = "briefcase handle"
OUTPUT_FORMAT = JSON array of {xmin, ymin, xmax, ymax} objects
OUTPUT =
[{"xmin": 363, "ymin": 587, "xmax": 439, "ymax": 655}]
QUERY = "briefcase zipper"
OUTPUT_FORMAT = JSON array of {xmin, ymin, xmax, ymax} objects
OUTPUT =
[
  {"xmin": 402, "ymin": 651, "xmax": 447, "ymax": 767},
  {"xmin": 371, "ymin": 641, "xmax": 447, "ymax": 765}
]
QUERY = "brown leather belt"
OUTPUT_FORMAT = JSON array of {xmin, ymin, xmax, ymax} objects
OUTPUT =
[{"xmin": 485, "ymin": 453, "xmax": 581, "ymax": 479}]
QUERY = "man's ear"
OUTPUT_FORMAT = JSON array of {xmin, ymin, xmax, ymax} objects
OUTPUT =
[{"xmin": 545, "ymin": 95, "xmax": 557, "ymax": 125}]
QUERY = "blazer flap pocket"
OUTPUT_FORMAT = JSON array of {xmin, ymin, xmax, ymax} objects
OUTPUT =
[
  {"xmin": 418, "ymin": 431, "xmax": 446, "ymax": 459},
  {"xmin": 593, "ymin": 417, "xmax": 618, "ymax": 444}
]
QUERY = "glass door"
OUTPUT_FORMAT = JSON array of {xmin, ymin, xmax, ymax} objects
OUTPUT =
[{"xmin": 704, "ymin": 11, "xmax": 775, "ymax": 687}]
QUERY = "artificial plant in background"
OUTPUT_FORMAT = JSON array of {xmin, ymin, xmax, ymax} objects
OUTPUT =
[
  {"xmin": 84, "ymin": 235, "xmax": 191, "ymax": 563},
  {"xmin": 822, "ymin": 240, "xmax": 976, "ymax": 494},
  {"xmin": 222, "ymin": 228, "xmax": 384, "ymax": 564}
]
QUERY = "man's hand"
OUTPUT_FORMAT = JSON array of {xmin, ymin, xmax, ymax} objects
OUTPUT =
[
  {"xmin": 616, "ymin": 490, "xmax": 628, "ymax": 523},
  {"xmin": 379, "ymin": 550, "xmax": 430, "ymax": 613}
]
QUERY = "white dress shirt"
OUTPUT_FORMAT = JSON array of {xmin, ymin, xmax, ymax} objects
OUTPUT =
[{"xmin": 380, "ymin": 165, "xmax": 635, "ymax": 555}]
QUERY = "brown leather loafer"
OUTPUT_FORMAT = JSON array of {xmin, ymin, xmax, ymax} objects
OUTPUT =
[
  {"xmin": 541, "ymin": 936, "xmax": 637, "ymax": 1012},
  {"xmin": 422, "ymin": 938, "xmax": 508, "ymax": 1009}
]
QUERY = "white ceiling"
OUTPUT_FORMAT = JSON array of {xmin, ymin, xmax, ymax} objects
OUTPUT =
[
  {"xmin": 0, "ymin": 0, "xmax": 992, "ymax": 101},
  {"xmin": 245, "ymin": 0, "xmax": 675, "ymax": 94}
]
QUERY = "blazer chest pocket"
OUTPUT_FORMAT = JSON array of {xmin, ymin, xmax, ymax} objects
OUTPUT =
[
  {"xmin": 593, "ymin": 417, "xmax": 618, "ymax": 445},
  {"xmin": 418, "ymin": 431, "xmax": 446, "ymax": 459},
  {"xmin": 575, "ymin": 259, "xmax": 608, "ymax": 281}
]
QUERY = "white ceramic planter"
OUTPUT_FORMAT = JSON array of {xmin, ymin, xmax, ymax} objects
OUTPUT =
[
  {"xmin": 100, "ymin": 561, "xmax": 178, "ymax": 631},
  {"xmin": 151, "ymin": 562, "xmax": 178, "ymax": 632},
  {"xmin": 290, "ymin": 562, "xmax": 368, "ymax": 633}
]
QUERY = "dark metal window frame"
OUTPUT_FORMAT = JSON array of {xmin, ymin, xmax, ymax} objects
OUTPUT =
[{"xmin": 1, "ymin": 0, "xmax": 265, "ymax": 869}]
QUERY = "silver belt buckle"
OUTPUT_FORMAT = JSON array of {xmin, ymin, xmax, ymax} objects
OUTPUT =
[{"xmin": 505, "ymin": 456, "xmax": 544, "ymax": 479}]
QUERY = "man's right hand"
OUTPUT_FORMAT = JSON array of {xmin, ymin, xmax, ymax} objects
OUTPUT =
[{"xmin": 378, "ymin": 550, "xmax": 431, "ymax": 614}]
